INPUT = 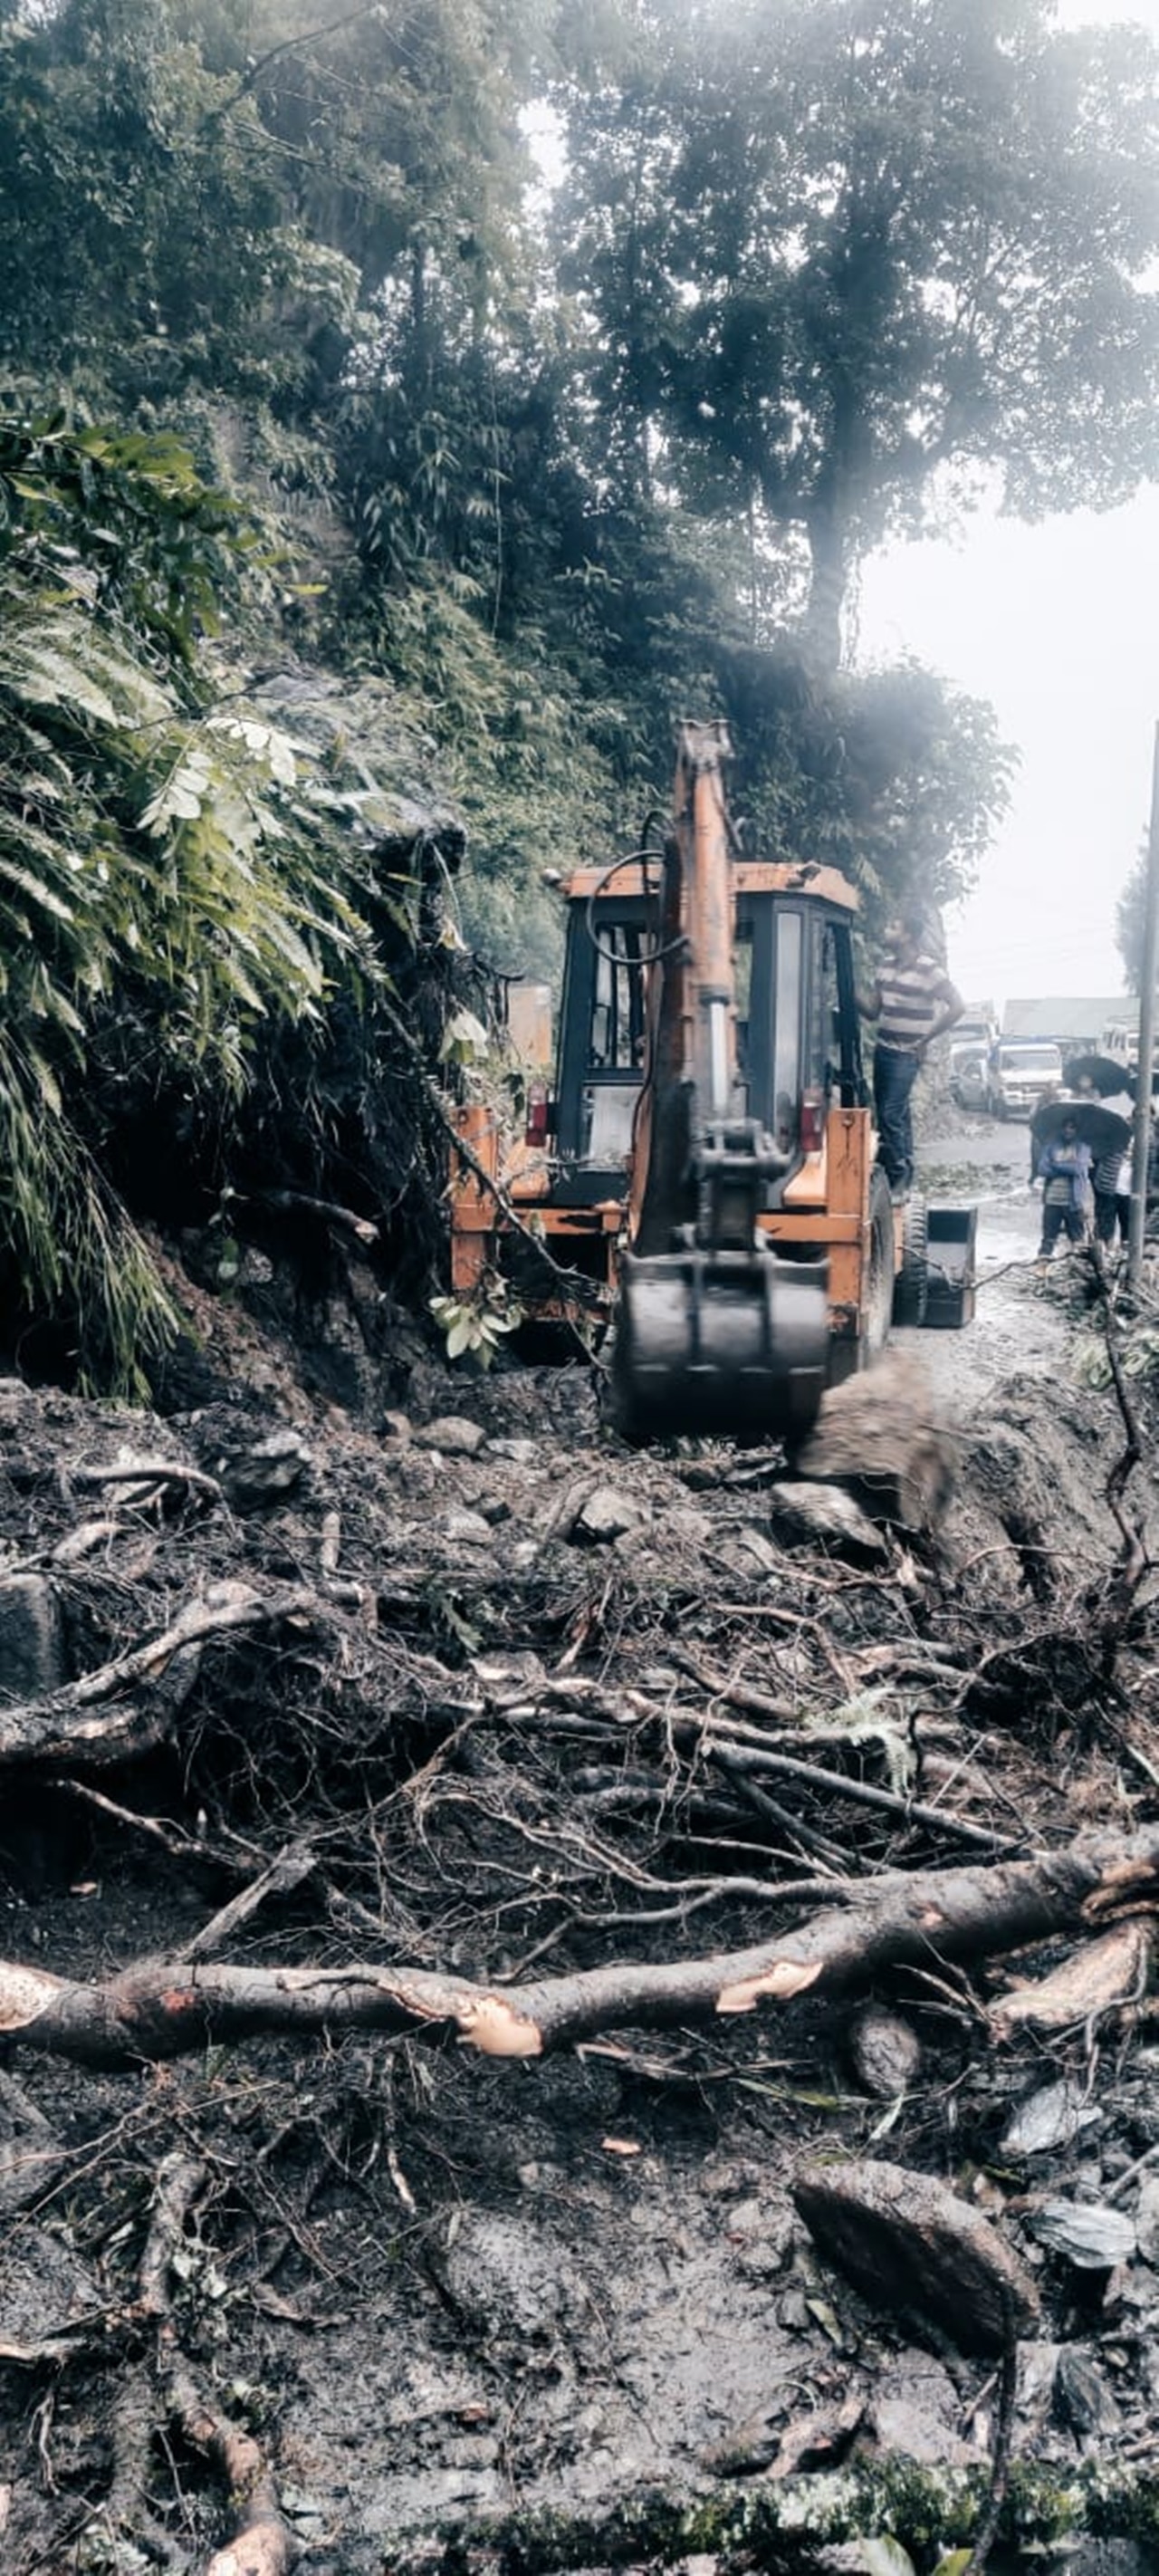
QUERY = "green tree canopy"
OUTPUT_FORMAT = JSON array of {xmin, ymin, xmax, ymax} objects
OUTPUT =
[{"xmin": 555, "ymin": 0, "xmax": 1159, "ymax": 664}]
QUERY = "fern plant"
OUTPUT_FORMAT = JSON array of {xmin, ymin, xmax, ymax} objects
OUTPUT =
[{"xmin": 0, "ymin": 410, "xmax": 400, "ymax": 1389}]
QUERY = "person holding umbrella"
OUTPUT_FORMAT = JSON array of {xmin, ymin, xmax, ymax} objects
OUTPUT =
[{"xmin": 1058, "ymin": 1062, "xmax": 1135, "ymax": 1249}]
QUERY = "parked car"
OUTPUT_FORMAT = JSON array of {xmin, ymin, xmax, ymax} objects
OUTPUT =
[
  {"xmin": 950, "ymin": 1051, "xmax": 991, "ymax": 1111},
  {"xmin": 986, "ymin": 1040, "xmax": 1064, "ymax": 1120}
]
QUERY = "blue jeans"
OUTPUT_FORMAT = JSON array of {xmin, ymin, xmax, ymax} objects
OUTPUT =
[{"xmin": 874, "ymin": 1045, "xmax": 919, "ymax": 1189}]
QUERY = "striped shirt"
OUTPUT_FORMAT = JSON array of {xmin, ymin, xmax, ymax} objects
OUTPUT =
[{"xmin": 876, "ymin": 954, "xmax": 955, "ymax": 1052}]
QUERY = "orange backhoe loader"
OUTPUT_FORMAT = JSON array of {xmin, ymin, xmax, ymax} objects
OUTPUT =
[{"xmin": 450, "ymin": 721, "xmax": 973, "ymax": 1444}]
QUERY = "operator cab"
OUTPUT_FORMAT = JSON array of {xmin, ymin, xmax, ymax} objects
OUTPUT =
[{"xmin": 549, "ymin": 862, "xmax": 866, "ymax": 1206}]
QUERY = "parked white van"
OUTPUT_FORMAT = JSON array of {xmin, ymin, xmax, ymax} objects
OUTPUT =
[{"xmin": 986, "ymin": 1040, "xmax": 1064, "ymax": 1120}]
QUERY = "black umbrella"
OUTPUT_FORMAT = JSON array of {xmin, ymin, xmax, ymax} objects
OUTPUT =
[
  {"xmin": 1031, "ymin": 1100, "xmax": 1131, "ymax": 1160},
  {"xmin": 1062, "ymin": 1053, "xmax": 1135, "ymax": 1097}
]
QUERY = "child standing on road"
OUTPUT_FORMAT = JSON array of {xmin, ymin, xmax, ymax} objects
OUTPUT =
[{"xmin": 1035, "ymin": 1116, "xmax": 1093, "ymax": 1262}]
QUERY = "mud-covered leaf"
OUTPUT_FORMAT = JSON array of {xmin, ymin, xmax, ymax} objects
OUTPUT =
[{"xmin": 1028, "ymin": 2200, "xmax": 1136, "ymax": 2272}]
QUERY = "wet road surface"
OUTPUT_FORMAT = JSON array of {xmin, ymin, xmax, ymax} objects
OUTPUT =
[{"xmin": 897, "ymin": 1113, "xmax": 1067, "ymax": 1407}]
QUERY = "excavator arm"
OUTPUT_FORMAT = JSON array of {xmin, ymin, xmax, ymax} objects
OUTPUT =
[{"xmin": 612, "ymin": 723, "xmax": 829, "ymax": 1444}]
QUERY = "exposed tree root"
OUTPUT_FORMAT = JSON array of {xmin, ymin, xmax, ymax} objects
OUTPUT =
[
  {"xmin": 88, "ymin": 2151, "xmax": 294, "ymax": 2575},
  {"xmin": 3, "ymin": 1826, "xmax": 1157, "ymax": 2067},
  {"xmin": 0, "ymin": 1581, "xmax": 328, "ymax": 1770}
]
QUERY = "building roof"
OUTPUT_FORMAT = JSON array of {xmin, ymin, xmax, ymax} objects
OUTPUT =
[{"xmin": 1003, "ymin": 996, "xmax": 1138, "ymax": 1042}]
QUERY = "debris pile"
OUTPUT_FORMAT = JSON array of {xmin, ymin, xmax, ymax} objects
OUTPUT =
[{"xmin": 0, "ymin": 1295, "xmax": 1158, "ymax": 2574}]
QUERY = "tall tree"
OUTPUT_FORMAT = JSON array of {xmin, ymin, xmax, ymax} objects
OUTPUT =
[{"xmin": 555, "ymin": 0, "xmax": 1159, "ymax": 666}]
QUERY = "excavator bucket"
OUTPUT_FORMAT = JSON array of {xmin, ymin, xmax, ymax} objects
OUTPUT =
[{"xmin": 611, "ymin": 1243, "xmax": 829, "ymax": 1446}]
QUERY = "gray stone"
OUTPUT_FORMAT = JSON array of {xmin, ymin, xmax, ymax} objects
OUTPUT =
[
  {"xmin": 1055, "ymin": 2346, "xmax": 1124, "ymax": 2438},
  {"xmin": 442, "ymin": 1510, "xmax": 493, "ymax": 1544},
  {"xmin": 1000, "ymin": 2079, "xmax": 1104, "ymax": 2162},
  {"xmin": 848, "ymin": 2004, "xmax": 923, "ymax": 2098},
  {"xmin": 571, "ymin": 1485, "xmax": 649, "ymax": 1544},
  {"xmin": 793, "ymin": 2157, "xmax": 1039, "ymax": 2353},
  {"xmin": 790, "ymin": 1352, "xmax": 956, "ymax": 1532},
  {"xmin": 218, "ymin": 1431, "xmax": 311, "ymax": 1507},
  {"xmin": 871, "ymin": 2353, "xmax": 980, "ymax": 2464},
  {"xmin": 0, "ymin": 1573, "xmax": 67, "ymax": 1704},
  {"xmin": 414, "ymin": 1416, "xmax": 486, "ymax": 1457},
  {"xmin": 714, "ymin": 1523, "xmax": 783, "ymax": 1574}
]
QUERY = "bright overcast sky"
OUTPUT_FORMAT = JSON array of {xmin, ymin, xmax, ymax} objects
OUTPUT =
[{"xmin": 857, "ymin": 0, "xmax": 1159, "ymax": 1016}]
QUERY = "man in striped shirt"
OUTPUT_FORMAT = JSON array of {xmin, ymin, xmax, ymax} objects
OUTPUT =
[{"xmin": 862, "ymin": 913, "xmax": 964, "ymax": 1201}]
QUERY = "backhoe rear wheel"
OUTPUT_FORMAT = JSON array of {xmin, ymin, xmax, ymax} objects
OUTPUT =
[
  {"xmin": 864, "ymin": 1168, "xmax": 896, "ymax": 1360},
  {"xmin": 892, "ymin": 1194, "xmax": 929, "ymax": 1328}
]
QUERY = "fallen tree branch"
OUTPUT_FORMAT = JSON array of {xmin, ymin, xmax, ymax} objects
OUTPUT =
[
  {"xmin": 65, "ymin": 1459, "xmax": 224, "ymax": 1504},
  {"xmin": 4, "ymin": 1827, "xmax": 1159, "ymax": 2068}
]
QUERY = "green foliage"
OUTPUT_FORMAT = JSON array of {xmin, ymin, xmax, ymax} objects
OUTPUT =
[
  {"xmin": 2, "ymin": 0, "xmax": 1144, "ymax": 1389},
  {"xmin": 555, "ymin": 0, "xmax": 1159, "ymax": 664},
  {"xmin": 429, "ymin": 1278, "xmax": 522, "ymax": 1368},
  {"xmin": 0, "ymin": 409, "xmax": 398, "ymax": 1385}
]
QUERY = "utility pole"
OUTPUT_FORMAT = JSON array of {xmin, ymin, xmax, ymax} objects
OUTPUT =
[{"xmin": 1127, "ymin": 721, "xmax": 1159, "ymax": 1289}]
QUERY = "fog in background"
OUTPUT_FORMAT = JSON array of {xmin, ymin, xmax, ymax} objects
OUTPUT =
[{"xmin": 857, "ymin": 0, "xmax": 1159, "ymax": 1017}]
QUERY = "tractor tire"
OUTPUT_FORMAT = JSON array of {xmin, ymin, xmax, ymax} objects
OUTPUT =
[
  {"xmin": 864, "ymin": 1168, "xmax": 896, "ymax": 1361},
  {"xmin": 892, "ymin": 1194, "xmax": 929, "ymax": 1329}
]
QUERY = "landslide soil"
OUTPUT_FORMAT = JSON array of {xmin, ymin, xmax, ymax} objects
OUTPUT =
[{"xmin": 4, "ymin": 1185, "xmax": 1159, "ymax": 2576}]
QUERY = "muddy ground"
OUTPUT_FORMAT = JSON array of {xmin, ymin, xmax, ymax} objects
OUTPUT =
[{"xmin": 4, "ymin": 1132, "xmax": 1159, "ymax": 2575}]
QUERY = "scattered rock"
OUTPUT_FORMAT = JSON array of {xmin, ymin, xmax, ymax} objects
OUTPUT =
[
  {"xmin": 442, "ymin": 1510, "xmax": 493, "ymax": 1544},
  {"xmin": 713, "ymin": 1523, "xmax": 782, "ymax": 1574},
  {"xmin": 1055, "ymin": 2346, "xmax": 1124, "ymax": 2439},
  {"xmin": 216, "ymin": 1430, "xmax": 312, "ymax": 1508},
  {"xmin": 414, "ymin": 1417, "xmax": 487, "ymax": 1456},
  {"xmin": 870, "ymin": 2353, "xmax": 980, "ymax": 2464},
  {"xmin": 1000, "ymin": 2080, "xmax": 1104, "ymax": 2162},
  {"xmin": 571, "ymin": 1485, "xmax": 649, "ymax": 1545},
  {"xmin": 790, "ymin": 1353, "xmax": 956, "ymax": 1532},
  {"xmin": 438, "ymin": 2211, "xmax": 582, "ymax": 2343},
  {"xmin": 1135, "ymin": 2173, "xmax": 1159, "ymax": 2266},
  {"xmin": 793, "ymin": 2158, "xmax": 1039, "ymax": 2353},
  {"xmin": 848, "ymin": 2004, "xmax": 922, "ymax": 2098}
]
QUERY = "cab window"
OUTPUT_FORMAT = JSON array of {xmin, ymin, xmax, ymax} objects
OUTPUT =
[{"xmin": 588, "ymin": 924, "xmax": 647, "ymax": 1070}]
